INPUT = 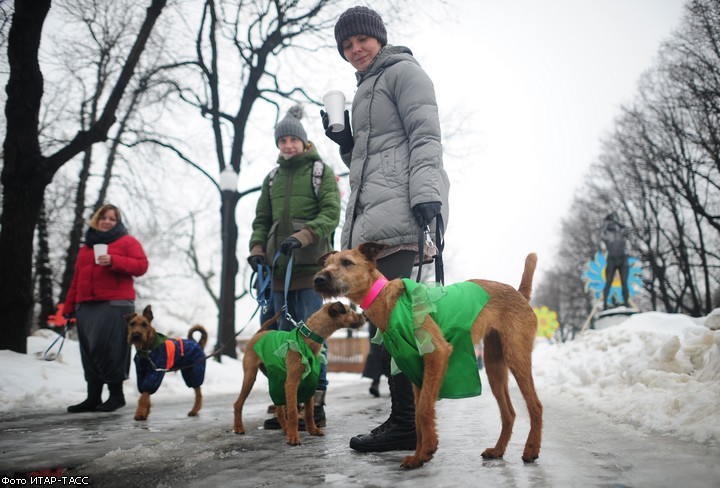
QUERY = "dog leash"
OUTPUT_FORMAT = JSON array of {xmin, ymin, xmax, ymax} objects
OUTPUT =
[
  {"xmin": 249, "ymin": 261, "xmax": 272, "ymax": 314},
  {"xmin": 141, "ymin": 339, "xmax": 224, "ymax": 373},
  {"xmin": 43, "ymin": 324, "xmax": 70, "ymax": 361},
  {"xmin": 277, "ymin": 250, "xmax": 325, "ymax": 344},
  {"xmin": 416, "ymin": 213, "xmax": 445, "ymax": 285},
  {"xmin": 211, "ymin": 254, "xmax": 285, "ymax": 358}
]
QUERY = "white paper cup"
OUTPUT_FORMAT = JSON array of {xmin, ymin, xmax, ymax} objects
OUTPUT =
[
  {"xmin": 323, "ymin": 90, "xmax": 346, "ymax": 132},
  {"xmin": 93, "ymin": 244, "xmax": 108, "ymax": 264}
]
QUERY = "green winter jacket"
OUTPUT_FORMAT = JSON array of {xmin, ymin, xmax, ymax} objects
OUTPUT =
[
  {"xmin": 375, "ymin": 279, "xmax": 489, "ymax": 399},
  {"xmin": 249, "ymin": 143, "xmax": 341, "ymax": 290}
]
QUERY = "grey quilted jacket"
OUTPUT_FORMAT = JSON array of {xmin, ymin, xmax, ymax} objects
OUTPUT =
[{"xmin": 341, "ymin": 45, "xmax": 450, "ymax": 249}]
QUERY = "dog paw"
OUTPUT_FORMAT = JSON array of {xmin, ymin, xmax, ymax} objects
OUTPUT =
[
  {"xmin": 134, "ymin": 415, "xmax": 147, "ymax": 421},
  {"xmin": 286, "ymin": 435, "xmax": 302, "ymax": 446},
  {"xmin": 400, "ymin": 455, "xmax": 424, "ymax": 469},
  {"xmin": 481, "ymin": 448, "xmax": 504, "ymax": 459},
  {"xmin": 187, "ymin": 411, "xmax": 199, "ymax": 417},
  {"xmin": 307, "ymin": 427, "xmax": 324, "ymax": 437},
  {"xmin": 522, "ymin": 449, "xmax": 539, "ymax": 463}
]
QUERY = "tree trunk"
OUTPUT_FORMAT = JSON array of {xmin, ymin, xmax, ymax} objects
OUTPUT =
[
  {"xmin": 59, "ymin": 150, "xmax": 93, "ymax": 303},
  {"xmin": 36, "ymin": 200, "xmax": 55, "ymax": 330},
  {"xmin": 0, "ymin": 0, "xmax": 168, "ymax": 353},
  {"xmin": 0, "ymin": 0, "xmax": 51, "ymax": 353},
  {"xmin": 217, "ymin": 191, "xmax": 239, "ymax": 359}
]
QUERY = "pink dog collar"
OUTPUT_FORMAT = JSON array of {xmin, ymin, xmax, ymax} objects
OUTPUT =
[{"xmin": 360, "ymin": 277, "xmax": 389, "ymax": 310}]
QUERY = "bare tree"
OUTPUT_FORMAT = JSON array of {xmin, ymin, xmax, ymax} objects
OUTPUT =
[
  {"xmin": 0, "ymin": 0, "xmax": 168, "ymax": 353},
  {"xmin": 536, "ymin": 0, "xmax": 720, "ymax": 323}
]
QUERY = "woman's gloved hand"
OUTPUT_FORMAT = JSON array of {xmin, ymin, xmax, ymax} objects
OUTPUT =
[
  {"xmin": 412, "ymin": 201, "xmax": 442, "ymax": 227},
  {"xmin": 321, "ymin": 109, "xmax": 354, "ymax": 154}
]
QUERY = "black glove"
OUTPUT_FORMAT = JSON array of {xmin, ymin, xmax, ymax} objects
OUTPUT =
[
  {"xmin": 320, "ymin": 109, "xmax": 354, "ymax": 154},
  {"xmin": 412, "ymin": 201, "xmax": 442, "ymax": 227},
  {"xmin": 280, "ymin": 236, "xmax": 302, "ymax": 255},
  {"xmin": 247, "ymin": 254, "xmax": 266, "ymax": 270}
]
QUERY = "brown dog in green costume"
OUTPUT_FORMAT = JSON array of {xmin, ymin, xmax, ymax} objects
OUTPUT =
[
  {"xmin": 314, "ymin": 242, "xmax": 543, "ymax": 469},
  {"xmin": 233, "ymin": 301, "xmax": 365, "ymax": 446}
]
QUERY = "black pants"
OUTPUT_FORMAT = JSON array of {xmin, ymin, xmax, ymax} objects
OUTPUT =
[{"xmin": 76, "ymin": 301, "xmax": 133, "ymax": 384}]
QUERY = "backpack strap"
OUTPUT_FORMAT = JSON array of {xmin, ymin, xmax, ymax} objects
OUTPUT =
[
  {"xmin": 268, "ymin": 161, "xmax": 325, "ymax": 200},
  {"xmin": 267, "ymin": 167, "xmax": 280, "ymax": 194},
  {"xmin": 311, "ymin": 160, "xmax": 325, "ymax": 199}
]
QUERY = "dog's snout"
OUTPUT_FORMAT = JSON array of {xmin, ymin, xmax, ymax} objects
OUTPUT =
[{"xmin": 313, "ymin": 274, "xmax": 328, "ymax": 286}]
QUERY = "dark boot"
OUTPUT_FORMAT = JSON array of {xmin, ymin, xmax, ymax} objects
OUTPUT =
[
  {"xmin": 67, "ymin": 382, "xmax": 103, "ymax": 413},
  {"xmin": 349, "ymin": 372, "xmax": 417, "ymax": 452},
  {"xmin": 299, "ymin": 390, "xmax": 326, "ymax": 431},
  {"xmin": 96, "ymin": 382, "xmax": 126, "ymax": 412},
  {"xmin": 263, "ymin": 403, "xmax": 304, "ymax": 429},
  {"xmin": 369, "ymin": 379, "xmax": 380, "ymax": 397}
]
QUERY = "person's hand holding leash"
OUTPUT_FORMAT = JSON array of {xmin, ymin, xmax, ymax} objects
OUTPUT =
[
  {"xmin": 280, "ymin": 236, "xmax": 302, "ymax": 255},
  {"xmin": 247, "ymin": 254, "xmax": 266, "ymax": 269},
  {"xmin": 321, "ymin": 109, "xmax": 354, "ymax": 154},
  {"xmin": 412, "ymin": 201, "xmax": 442, "ymax": 227}
]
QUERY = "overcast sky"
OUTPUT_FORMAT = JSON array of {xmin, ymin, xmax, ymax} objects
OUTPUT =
[
  {"xmin": 356, "ymin": 0, "xmax": 688, "ymax": 287},
  {"xmin": 139, "ymin": 0, "xmax": 689, "ymax": 331}
]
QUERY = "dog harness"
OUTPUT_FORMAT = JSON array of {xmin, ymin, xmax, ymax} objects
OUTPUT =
[
  {"xmin": 253, "ymin": 328, "xmax": 326, "ymax": 406},
  {"xmin": 373, "ymin": 279, "xmax": 489, "ymax": 399},
  {"xmin": 134, "ymin": 332, "xmax": 206, "ymax": 394}
]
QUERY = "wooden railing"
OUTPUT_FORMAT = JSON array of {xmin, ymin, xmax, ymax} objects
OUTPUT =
[{"xmin": 237, "ymin": 335, "xmax": 369, "ymax": 374}]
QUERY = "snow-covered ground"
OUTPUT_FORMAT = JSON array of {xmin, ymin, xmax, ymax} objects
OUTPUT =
[{"xmin": 1, "ymin": 310, "xmax": 719, "ymax": 447}]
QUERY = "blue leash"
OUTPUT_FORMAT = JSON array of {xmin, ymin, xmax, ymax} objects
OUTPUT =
[
  {"xmin": 249, "ymin": 261, "xmax": 273, "ymax": 313},
  {"xmin": 43, "ymin": 325, "xmax": 69, "ymax": 361}
]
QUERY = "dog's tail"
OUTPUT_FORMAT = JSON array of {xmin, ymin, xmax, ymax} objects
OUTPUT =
[
  {"xmin": 518, "ymin": 253, "xmax": 538, "ymax": 302},
  {"xmin": 188, "ymin": 325, "xmax": 208, "ymax": 349},
  {"xmin": 255, "ymin": 309, "xmax": 283, "ymax": 335}
]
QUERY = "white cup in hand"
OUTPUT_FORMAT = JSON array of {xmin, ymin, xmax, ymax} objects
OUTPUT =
[
  {"xmin": 93, "ymin": 244, "xmax": 108, "ymax": 264},
  {"xmin": 323, "ymin": 90, "xmax": 346, "ymax": 132}
]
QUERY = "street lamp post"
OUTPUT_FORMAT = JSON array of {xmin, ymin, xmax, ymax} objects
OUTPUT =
[{"xmin": 217, "ymin": 166, "xmax": 239, "ymax": 360}]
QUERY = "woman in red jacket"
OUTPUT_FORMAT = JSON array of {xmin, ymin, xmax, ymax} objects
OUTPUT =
[{"xmin": 63, "ymin": 204, "xmax": 149, "ymax": 413}]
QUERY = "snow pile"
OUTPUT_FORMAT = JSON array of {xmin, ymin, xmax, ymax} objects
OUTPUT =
[
  {"xmin": 0, "ymin": 329, "xmax": 260, "ymax": 413},
  {"xmin": 533, "ymin": 311, "xmax": 720, "ymax": 444}
]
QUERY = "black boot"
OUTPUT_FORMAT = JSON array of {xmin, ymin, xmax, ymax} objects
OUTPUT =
[
  {"xmin": 96, "ymin": 382, "xmax": 126, "ymax": 412},
  {"xmin": 349, "ymin": 372, "xmax": 417, "ymax": 452},
  {"xmin": 369, "ymin": 379, "xmax": 380, "ymax": 397},
  {"xmin": 67, "ymin": 382, "xmax": 103, "ymax": 413},
  {"xmin": 299, "ymin": 390, "xmax": 326, "ymax": 431}
]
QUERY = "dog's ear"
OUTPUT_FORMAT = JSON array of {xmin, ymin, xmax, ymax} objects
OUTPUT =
[
  {"xmin": 124, "ymin": 313, "xmax": 137, "ymax": 324},
  {"xmin": 328, "ymin": 301, "xmax": 347, "ymax": 317},
  {"xmin": 142, "ymin": 305, "xmax": 153, "ymax": 323},
  {"xmin": 357, "ymin": 242, "xmax": 386, "ymax": 263},
  {"xmin": 317, "ymin": 251, "xmax": 337, "ymax": 266}
]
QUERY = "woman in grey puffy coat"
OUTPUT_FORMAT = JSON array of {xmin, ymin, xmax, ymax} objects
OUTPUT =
[{"xmin": 322, "ymin": 5, "xmax": 450, "ymax": 454}]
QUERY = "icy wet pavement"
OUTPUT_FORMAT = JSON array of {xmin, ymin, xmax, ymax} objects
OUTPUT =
[{"xmin": 2, "ymin": 375, "xmax": 719, "ymax": 487}]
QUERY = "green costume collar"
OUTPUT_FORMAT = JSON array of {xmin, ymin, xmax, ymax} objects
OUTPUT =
[
  {"xmin": 296, "ymin": 321, "xmax": 324, "ymax": 345},
  {"xmin": 138, "ymin": 331, "xmax": 168, "ymax": 357}
]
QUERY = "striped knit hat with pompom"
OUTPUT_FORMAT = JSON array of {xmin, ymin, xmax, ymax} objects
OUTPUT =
[{"xmin": 275, "ymin": 105, "xmax": 307, "ymax": 147}]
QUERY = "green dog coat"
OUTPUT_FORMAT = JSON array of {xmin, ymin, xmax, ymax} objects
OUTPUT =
[
  {"xmin": 373, "ymin": 279, "xmax": 489, "ymax": 399},
  {"xmin": 253, "ymin": 328, "xmax": 325, "ymax": 405}
]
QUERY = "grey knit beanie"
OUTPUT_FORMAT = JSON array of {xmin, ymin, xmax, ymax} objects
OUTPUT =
[
  {"xmin": 334, "ymin": 6, "xmax": 387, "ymax": 60},
  {"xmin": 274, "ymin": 105, "xmax": 307, "ymax": 147}
]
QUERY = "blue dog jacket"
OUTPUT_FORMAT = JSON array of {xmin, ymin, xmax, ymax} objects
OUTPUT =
[{"xmin": 134, "ymin": 332, "xmax": 206, "ymax": 394}]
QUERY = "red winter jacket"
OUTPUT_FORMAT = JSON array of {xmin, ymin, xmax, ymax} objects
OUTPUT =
[{"xmin": 63, "ymin": 235, "xmax": 149, "ymax": 314}]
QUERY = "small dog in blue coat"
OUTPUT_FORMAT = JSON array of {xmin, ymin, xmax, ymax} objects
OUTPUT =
[{"xmin": 126, "ymin": 305, "xmax": 208, "ymax": 421}]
